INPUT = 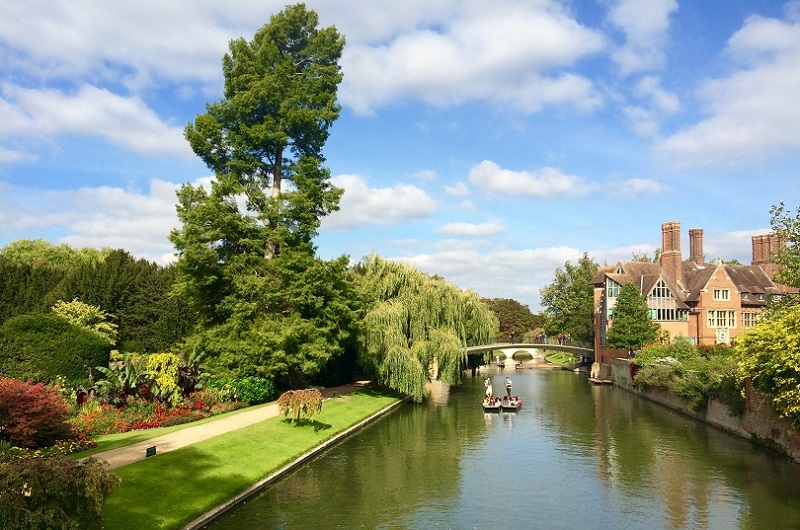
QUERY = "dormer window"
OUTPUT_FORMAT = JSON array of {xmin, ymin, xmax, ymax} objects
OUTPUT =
[
  {"xmin": 757, "ymin": 294, "xmax": 765, "ymax": 301},
  {"xmin": 742, "ymin": 293, "xmax": 749, "ymax": 300}
]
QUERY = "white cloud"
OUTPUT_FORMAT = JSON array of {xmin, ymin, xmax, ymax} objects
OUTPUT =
[
  {"xmin": 606, "ymin": 0, "xmax": 678, "ymax": 75},
  {"xmin": 445, "ymin": 181, "xmax": 469, "ymax": 196},
  {"xmin": 439, "ymin": 221, "xmax": 504, "ymax": 237},
  {"xmin": 623, "ymin": 75, "xmax": 681, "ymax": 138},
  {"xmin": 339, "ymin": 1, "xmax": 605, "ymax": 114},
  {"xmin": 0, "ymin": 146, "xmax": 35, "ymax": 162},
  {"xmin": 608, "ymin": 177, "xmax": 667, "ymax": 197},
  {"xmin": 703, "ymin": 229, "xmax": 765, "ymax": 264},
  {"xmin": 0, "ymin": 0, "xmax": 258, "ymax": 86},
  {"xmin": 413, "ymin": 169, "xmax": 437, "ymax": 180},
  {"xmin": 0, "ymin": 84, "xmax": 192, "ymax": 157},
  {"xmin": 0, "ymin": 178, "xmax": 187, "ymax": 264},
  {"xmin": 658, "ymin": 14, "xmax": 800, "ymax": 167},
  {"xmin": 398, "ymin": 244, "xmax": 584, "ymax": 309},
  {"xmin": 50, "ymin": 180, "xmax": 182, "ymax": 262},
  {"xmin": 324, "ymin": 174, "xmax": 438, "ymax": 229},
  {"xmin": 634, "ymin": 75, "xmax": 680, "ymax": 114},
  {"xmin": 468, "ymin": 161, "xmax": 666, "ymax": 198},
  {"xmin": 468, "ymin": 160, "xmax": 598, "ymax": 197}
]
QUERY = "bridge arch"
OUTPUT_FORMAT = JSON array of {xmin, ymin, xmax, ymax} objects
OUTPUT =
[{"xmin": 466, "ymin": 343, "xmax": 594, "ymax": 359}]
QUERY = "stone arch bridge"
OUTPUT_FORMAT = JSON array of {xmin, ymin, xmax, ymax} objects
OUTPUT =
[{"xmin": 466, "ymin": 343, "xmax": 594, "ymax": 361}]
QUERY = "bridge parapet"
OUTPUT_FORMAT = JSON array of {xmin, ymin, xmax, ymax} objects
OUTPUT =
[{"xmin": 466, "ymin": 343, "xmax": 594, "ymax": 359}]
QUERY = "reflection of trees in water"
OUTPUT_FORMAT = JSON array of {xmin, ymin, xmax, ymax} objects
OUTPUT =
[
  {"xmin": 212, "ymin": 373, "xmax": 800, "ymax": 529},
  {"xmin": 535, "ymin": 370, "xmax": 800, "ymax": 529},
  {"xmin": 213, "ymin": 378, "xmax": 491, "ymax": 529}
]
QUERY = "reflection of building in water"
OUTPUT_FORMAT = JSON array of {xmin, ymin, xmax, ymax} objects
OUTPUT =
[
  {"xmin": 591, "ymin": 382, "xmax": 720, "ymax": 528},
  {"xmin": 426, "ymin": 379, "xmax": 450, "ymax": 406}
]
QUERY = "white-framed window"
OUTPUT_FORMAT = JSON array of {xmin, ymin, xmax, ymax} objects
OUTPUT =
[
  {"xmin": 742, "ymin": 312, "xmax": 760, "ymax": 328},
  {"xmin": 707, "ymin": 310, "xmax": 736, "ymax": 328},
  {"xmin": 742, "ymin": 293, "xmax": 749, "ymax": 301},
  {"xmin": 651, "ymin": 308, "xmax": 689, "ymax": 321},
  {"xmin": 652, "ymin": 280, "xmax": 671, "ymax": 298},
  {"xmin": 606, "ymin": 278, "xmax": 621, "ymax": 298},
  {"xmin": 713, "ymin": 289, "xmax": 730, "ymax": 301}
]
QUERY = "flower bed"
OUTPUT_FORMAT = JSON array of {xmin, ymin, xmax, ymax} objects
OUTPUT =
[{"xmin": 70, "ymin": 392, "xmax": 247, "ymax": 437}]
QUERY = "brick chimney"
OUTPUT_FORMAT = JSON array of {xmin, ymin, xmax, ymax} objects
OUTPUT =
[
  {"xmin": 753, "ymin": 233, "xmax": 785, "ymax": 279},
  {"xmin": 689, "ymin": 228, "xmax": 704, "ymax": 266},
  {"xmin": 660, "ymin": 221, "xmax": 683, "ymax": 285}
]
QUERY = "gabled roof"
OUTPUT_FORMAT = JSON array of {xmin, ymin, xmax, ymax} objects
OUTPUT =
[
  {"xmin": 590, "ymin": 265, "xmax": 616, "ymax": 286},
  {"xmin": 680, "ymin": 260, "xmax": 784, "ymax": 306},
  {"xmin": 682, "ymin": 261, "xmax": 715, "ymax": 303},
  {"xmin": 593, "ymin": 261, "xmax": 689, "ymax": 308},
  {"xmin": 724, "ymin": 264, "xmax": 781, "ymax": 296}
]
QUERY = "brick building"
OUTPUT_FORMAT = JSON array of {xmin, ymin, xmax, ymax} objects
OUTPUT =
[{"xmin": 591, "ymin": 221, "xmax": 792, "ymax": 365}]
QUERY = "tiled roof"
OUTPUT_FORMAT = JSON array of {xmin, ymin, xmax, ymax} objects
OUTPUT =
[
  {"xmin": 594, "ymin": 260, "xmax": 689, "ymax": 309},
  {"xmin": 682, "ymin": 262, "xmax": 715, "ymax": 303},
  {"xmin": 724, "ymin": 264, "xmax": 781, "ymax": 295}
]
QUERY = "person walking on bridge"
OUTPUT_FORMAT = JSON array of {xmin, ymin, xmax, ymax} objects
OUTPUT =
[{"xmin": 505, "ymin": 377, "xmax": 512, "ymax": 398}]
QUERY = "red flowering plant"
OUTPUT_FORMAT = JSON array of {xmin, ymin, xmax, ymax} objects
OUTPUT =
[
  {"xmin": 69, "ymin": 389, "xmax": 247, "ymax": 436},
  {"xmin": 0, "ymin": 377, "xmax": 97, "ymax": 462}
]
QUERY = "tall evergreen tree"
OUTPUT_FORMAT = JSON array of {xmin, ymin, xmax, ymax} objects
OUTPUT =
[
  {"xmin": 171, "ymin": 6, "xmax": 352, "ymax": 388},
  {"xmin": 180, "ymin": 3, "xmax": 344, "ymax": 262},
  {"xmin": 606, "ymin": 282, "xmax": 659, "ymax": 354}
]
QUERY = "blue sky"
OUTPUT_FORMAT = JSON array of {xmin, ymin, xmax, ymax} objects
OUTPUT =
[{"xmin": 1, "ymin": 0, "xmax": 799, "ymax": 311}]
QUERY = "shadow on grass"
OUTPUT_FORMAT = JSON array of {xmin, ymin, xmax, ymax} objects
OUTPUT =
[
  {"xmin": 103, "ymin": 445, "xmax": 252, "ymax": 530},
  {"xmin": 280, "ymin": 418, "xmax": 332, "ymax": 432}
]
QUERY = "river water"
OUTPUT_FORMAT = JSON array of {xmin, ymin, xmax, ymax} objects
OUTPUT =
[{"xmin": 208, "ymin": 368, "xmax": 800, "ymax": 530}]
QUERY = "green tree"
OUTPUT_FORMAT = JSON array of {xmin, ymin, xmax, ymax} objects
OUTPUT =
[
  {"xmin": 539, "ymin": 253, "xmax": 598, "ymax": 343},
  {"xmin": 0, "ymin": 238, "xmax": 109, "ymax": 269},
  {"xmin": 482, "ymin": 298, "xmax": 536, "ymax": 342},
  {"xmin": 51, "ymin": 298, "xmax": 117, "ymax": 345},
  {"xmin": 171, "ymin": 5, "xmax": 352, "ymax": 391},
  {"xmin": 182, "ymin": 3, "xmax": 344, "ymax": 262},
  {"xmin": 0, "ymin": 255, "xmax": 62, "ymax": 323},
  {"xmin": 769, "ymin": 202, "xmax": 800, "ymax": 288},
  {"xmin": 606, "ymin": 282, "xmax": 659, "ymax": 354},
  {"xmin": 353, "ymin": 255, "xmax": 498, "ymax": 402},
  {"xmin": 181, "ymin": 251, "xmax": 358, "ymax": 389},
  {"xmin": 737, "ymin": 302, "xmax": 800, "ymax": 429},
  {"xmin": 49, "ymin": 249, "xmax": 195, "ymax": 352}
]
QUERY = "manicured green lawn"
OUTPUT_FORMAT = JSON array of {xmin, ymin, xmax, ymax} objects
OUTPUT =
[
  {"xmin": 544, "ymin": 352, "xmax": 577, "ymax": 366},
  {"xmin": 101, "ymin": 389, "xmax": 401, "ymax": 530}
]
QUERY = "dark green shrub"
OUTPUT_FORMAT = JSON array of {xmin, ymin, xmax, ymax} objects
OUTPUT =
[
  {"xmin": 0, "ymin": 456, "xmax": 119, "ymax": 530},
  {"xmin": 234, "ymin": 377, "xmax": 275, "ymax": 404},
  {"xmin": 0, "ymin": 313, "xmax": 111, "ymax": 385}
]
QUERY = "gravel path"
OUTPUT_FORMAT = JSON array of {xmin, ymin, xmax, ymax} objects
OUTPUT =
[{"xmin": 92, "ymin": 381, "xmax": 373, "ymax": 470}]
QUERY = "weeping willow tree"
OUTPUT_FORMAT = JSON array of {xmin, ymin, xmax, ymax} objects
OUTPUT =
[{"xmin": 353, "ymin": 254, "xmax": 498, "ymax": 402}]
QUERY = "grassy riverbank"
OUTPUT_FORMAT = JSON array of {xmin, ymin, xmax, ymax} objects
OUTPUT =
[{"xmin": 101, "ymin": 389, "xmax": 401, "ymax": 530}]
